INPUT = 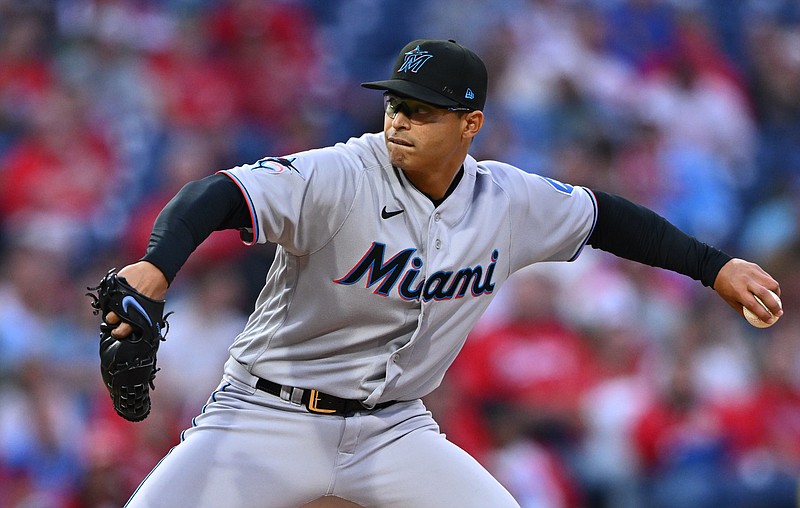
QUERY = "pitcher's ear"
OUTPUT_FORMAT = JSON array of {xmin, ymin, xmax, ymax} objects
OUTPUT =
[{"xmin": 463, "ymin": 110, "xmax": 484, "ymax": 140}]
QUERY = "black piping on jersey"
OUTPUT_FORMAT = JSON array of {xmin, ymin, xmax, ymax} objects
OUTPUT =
[
  {"xmin": 568, "ymin": 187, "xmax": 598, "ymax": 262},
  {"xmin": 391, "ymin": 165, "xmax": 464, "ymax": 207},
  {"xmin": 586, "ymin": 189, "xmax": 732, "ymax": 288},
  {"xmin": 221, "ymin": 170, "xmax": 259, "ymax": 245},
  {"xmin": 430, "ymin": 166, "xmax": 464, "ymax": 207},
  {"xmin": 391, "ymin": 165, "xmax": 406, "ymax": 188}
]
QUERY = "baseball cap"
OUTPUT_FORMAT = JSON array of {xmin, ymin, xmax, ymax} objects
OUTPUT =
[{"xmin": 362, "ymin": 39, "xmax": 487, "ymax": 111}]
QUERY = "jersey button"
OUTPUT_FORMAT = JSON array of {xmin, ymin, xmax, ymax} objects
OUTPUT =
[
  {"xmin": 435, "ymin": 239, "xmax": 441, "ymax": 249},
  {"xmin": 434, "ymin": 213, "xmax": 441, "ymax": 222},
  {"xmin": 391, "ymin": 354, "xmax": 400, "ymax": 363}
]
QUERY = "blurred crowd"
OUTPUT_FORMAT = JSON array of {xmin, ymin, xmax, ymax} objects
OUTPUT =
[{"xmin": 0, "ymin": 0, "xmax": 799, "ymax": 507}]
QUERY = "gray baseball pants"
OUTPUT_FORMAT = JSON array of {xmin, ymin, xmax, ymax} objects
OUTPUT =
[{"xmin": 125, "ymin": 356, "xmax": 519, "ymax": 508}]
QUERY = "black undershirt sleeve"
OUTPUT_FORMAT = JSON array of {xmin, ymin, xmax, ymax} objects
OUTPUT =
[
  {"xmin": 141, "ymin": 173, "xmax": 250, "ymax": 285},
  {"xmin": 586, "ymin": 189, "xmax": 732, "ymax": 288}
]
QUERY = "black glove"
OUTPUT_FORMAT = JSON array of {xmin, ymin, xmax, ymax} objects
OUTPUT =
[{"xmin": 87, "ymin": 269, "xmax": 172, "ymax": 422}]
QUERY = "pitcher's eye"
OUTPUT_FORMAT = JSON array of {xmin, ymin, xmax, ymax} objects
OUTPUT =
[
  {"xmin": 383, "ymin": 93, "xmax": 448, "ymax": 124},
  {"xmin": 410, "ymin": 103, "xmax": 434, "ymax": 117}
]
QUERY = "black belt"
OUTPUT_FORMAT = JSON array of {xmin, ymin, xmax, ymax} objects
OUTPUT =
[{"xmin": 255, "ymin": 377, "xmax": 396, "ymax": 416}]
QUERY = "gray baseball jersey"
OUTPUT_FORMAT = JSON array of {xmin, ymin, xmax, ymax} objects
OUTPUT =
[
  {"xmin": 220, "ymin": 131, "xmax": 596, "ymax": 407},
  {"xmin": 127, "ymin": 132, "xmax": 597, "ymax": 508}
]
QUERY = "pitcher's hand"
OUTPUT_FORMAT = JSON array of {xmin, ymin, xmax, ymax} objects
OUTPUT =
[
  {"xmin": 713, "ymin": 258, "xmax": 782, "ymax": 325},
  {"xmin": 105, "ymin": 261, "xmax": 169, "ymax": 339}
]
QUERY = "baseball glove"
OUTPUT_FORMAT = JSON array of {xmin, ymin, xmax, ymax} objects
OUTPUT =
[{"xmin": 86, "ymin": 269, "xmax": 172, "ymax": 422}]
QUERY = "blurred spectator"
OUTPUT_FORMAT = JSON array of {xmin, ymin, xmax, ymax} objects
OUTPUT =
[
  {"xmin": 145, "ymin": 12, "xmax": 238, "ymax": 135},
  {"xmin": 449, "ymin": 267, "xmax": 596, "ymax": 506},
  {"xmin": 603, "ymin": 0, "xmax": 678, "ymax": 70},
  {"xmin": 54, "ymin": 0, "xmax": 170, "ymax": 249},
  {"xmin": 631, "ymin": 345, "xmax": 735, "ymax": 508},
  {"xmin": 725, "ymin": 322, "xmax": 800, "ymax": 508},
  {"xmin": 746, "ymin": 15, "xmax": 800, "ymax": 205},
  {"xmin": 207, "ymin": 1, "xmax": 321, "ymax": 129},
  {"xmin": 630, "ymin": 315, "xmax": 797, "ymax": 508},
  {"xmin": 0, "ymin": 84, "xmax": 115, "ymax": 259},
  {"xmin": 78, "ymin": 387, "xmax": 184, "ymax": 507},
  {"xmin": 579, "ymin": 323, "xmax": 649, "ymax": 508},
  {"xmin": 0, "ymin": 359, "xmax": 86, "ymax": 507},
  {"xmin": 0, "ymin": 242, "xmax": 88, "ymax": 507},
  {"xmin": 0, "ymin": 241, "xmax": 73, "ymax": 378},
  {"xmin": 629, "ymin": 12, "xmax": 755, "ymax": 245},
  {"xmin": 0, "ymin": 6, "xmax": 53, "ymax": 156},
  {"xmin": 453, "ymin": 268, "xmax": 598, "ymax": 449},
  {"xmin": 483, "ymin": 402, "xmax": 584, "ymax": 508}
]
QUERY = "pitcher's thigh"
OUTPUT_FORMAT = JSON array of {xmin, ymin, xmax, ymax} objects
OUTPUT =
[
  {"xmin": 343, "ymin": 418, "xmax": 519, "ymax": 508},
  {"xmin": 126, "ymin": 399, "xmax": 343, "ymax": 507}
]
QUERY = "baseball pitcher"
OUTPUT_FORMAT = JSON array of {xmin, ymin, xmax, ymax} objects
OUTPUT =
[{"xmin": 91, "ymin": 39, "xmax": 782, "ymax": 508}]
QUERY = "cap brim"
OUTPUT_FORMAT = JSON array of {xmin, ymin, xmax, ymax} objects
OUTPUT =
[{"xmin": 361, "ymin": 79, "xmax": 460, "ymax": 107}]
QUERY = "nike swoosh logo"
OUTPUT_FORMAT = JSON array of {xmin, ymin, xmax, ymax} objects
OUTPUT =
[
  {"xmin": 122, "ymin": 295, "xmax": 153, "ymax": 327},
  {"xmin": 381, "ymin": 206, "xmax": 404, "ymax": 219}
]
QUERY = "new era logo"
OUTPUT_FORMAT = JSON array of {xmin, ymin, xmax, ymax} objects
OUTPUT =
[{"xmin": 465, "ymin": 88, "xmax": 475, "ymax": 99}]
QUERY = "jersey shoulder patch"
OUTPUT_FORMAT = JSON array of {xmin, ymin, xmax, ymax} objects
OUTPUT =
[
  {"xmin": 538, "ymin": 175, "xmax": 574, "ymax": 195},
  {"xmin": 250, "ymin": 157, "xmax": 304, "ymax": 178}
]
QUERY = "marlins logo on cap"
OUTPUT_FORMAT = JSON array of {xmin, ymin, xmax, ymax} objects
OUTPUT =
[
  {"xmin": 397, "ymin": 46, "xmax": 434, "ymax": 73},
  {"xmin": 362, "ymin": 39, "xmax": 488, "ymax": 111}
]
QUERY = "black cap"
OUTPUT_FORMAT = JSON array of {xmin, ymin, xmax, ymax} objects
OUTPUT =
[{"xmin": 362, "ymin": 39, "xmax": 487, "ymax": 111}]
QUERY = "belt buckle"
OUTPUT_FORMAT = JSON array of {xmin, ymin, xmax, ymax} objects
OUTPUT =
[{"xmin": 306, "ymin": 389, "xmax": 338, "ymax": 414}]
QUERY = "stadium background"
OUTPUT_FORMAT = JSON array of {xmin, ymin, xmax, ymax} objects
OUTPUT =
[{"xmin": 1, "ymin": 0, "xmax": 799, "ymax": 506}]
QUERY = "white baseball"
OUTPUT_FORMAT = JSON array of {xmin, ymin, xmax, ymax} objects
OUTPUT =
[{"xmin": 743, "ymin": 289, "xmax": 781, "ymax": 328}]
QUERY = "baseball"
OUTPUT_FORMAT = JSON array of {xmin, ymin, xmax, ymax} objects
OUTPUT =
[{"xmin": 743, "ymin": 289, "xmax": 781, "ymax": 328}]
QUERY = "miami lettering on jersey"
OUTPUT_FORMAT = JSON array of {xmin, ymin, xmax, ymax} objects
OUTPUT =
[{"xmin": 334, "ymin": 242, "xmax": 498, "ymax": 302}]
